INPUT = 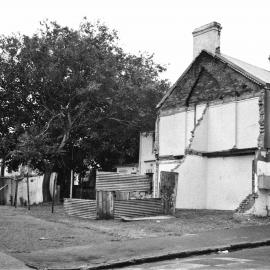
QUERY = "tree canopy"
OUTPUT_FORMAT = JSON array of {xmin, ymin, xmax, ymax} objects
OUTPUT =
[{"xmin": 0, "ymin": 19, "xmax": 169, "ymax": 177}]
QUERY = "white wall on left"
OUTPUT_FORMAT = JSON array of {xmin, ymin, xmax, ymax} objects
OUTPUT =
[{"xmin": 159, "ymin": 112, "xmax": 186, "ymax": 156}]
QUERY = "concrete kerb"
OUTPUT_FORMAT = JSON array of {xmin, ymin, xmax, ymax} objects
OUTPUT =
[{"xmin": 25, "ymin": 238, "xmax": 270, "ymax": 270}]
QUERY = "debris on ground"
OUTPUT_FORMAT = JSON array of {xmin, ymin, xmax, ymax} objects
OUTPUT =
[
  {"xmin": 218, "ymin": 250, "xmax": 229, "ymax": 254},
  {"xmin": 120, "ymin": 215, "xmax": 175, "ymax": 222}
]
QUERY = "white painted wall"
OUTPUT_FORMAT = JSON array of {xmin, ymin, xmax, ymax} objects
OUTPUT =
[
  {"xmin": 190, "ymin": 110, "xmax": 208, "ymax": 151},
  {"xmin": 158, "ymin": 155, "xmax": 253, "ymax": 210},
  {"xmin": 158, "ymin": 98, "xmax": 259, "ymax": 157},
  {"xmin": 237, "ymin": 98, "xmax": 259, "ymax": 149},
  {"xmin": 16, "ymin": 175, "xmax": 44, "ymax": 205},
  {"xmin": 186, "ymin": 104, "xmax": 207, "ymax": 148},
  {"xmin": 172, "ymin": 155, "xmax": 253, "ymax": 210},
  {"xmin": 252, "ymin": 189, "xmax": 270, "ymax": 216},
  {"xmin": 0, "ymin": 163, "xmax": 45, "ymax": 205},
  {"xmin": 207, "ymin": 102, "xmax": 235, "ymax": 151},
  {"xmin": 140, "ymin": 161, "xmax": 155, "ymax": 175},
  {"xmin": 139, "ymin": 132, "xmax": 155, "ymax": 178},
  {"xmin": 159, "ymin": 106, "xmax": 207, "ymax": 157},
  {"xmin": 252, "ymin": 158, "xmax": 270, "ymax": 216},
  {"xmin": 140, "ymin": 132, "xmax": 155, "ymax": 163},
  {"xmin": 186, "ymin": 110, "xmax": 195, "ymax": 147},
  {"xmin": 196, "ymin": 104, "xmax": 207, "ymax": 122},
  {"xmin": 157, "ymin": 98, "xmax": 259, "ymax": 210},
  {"xmin": 159, "ymin": 98, "xmax": 260, "ymax": 158},
  {"xmin": 159, "ymin": 112, "xmax": 186, "ymax": 156},
  {"xmin": 158, "ymin": 161, "xmax": 179, "ymax": 178},
  {"xmin": 206, "ymin": 155, "xmax": 253, "ymax": 210},
  {"xmin": 175, "ymin": 155, "xmax": 207, "ymax": 209}
]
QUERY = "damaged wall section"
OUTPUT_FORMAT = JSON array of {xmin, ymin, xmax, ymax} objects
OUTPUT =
[
  {"xmin": 158, "ymin": 97, "xmax": 259, "ymax": 210},
  {"xmin": 250, "ymin": 89, "xmax": 270, "ymax": 216}
]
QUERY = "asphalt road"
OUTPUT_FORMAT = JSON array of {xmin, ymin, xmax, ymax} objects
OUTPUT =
[{"xmin": 119, "ymin": 246, "xmax": 270, "ymax": 269}]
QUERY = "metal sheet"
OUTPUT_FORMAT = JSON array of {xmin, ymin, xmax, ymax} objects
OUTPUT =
[
  {"xmin": 96, "ymin": 172, "xmax": 151, "ymax": 192},
  {"xmin": 64, "ymin": 198, "xmax": 96, "ymax": 219},
  {"xmin": 114, "ymin": 198, "xmax": 163, "ymax": 219}
]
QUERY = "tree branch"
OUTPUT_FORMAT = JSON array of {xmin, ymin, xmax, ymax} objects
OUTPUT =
[{"xmin": 37, "ymin": 113, "xmax": 63, "ymax": 138}]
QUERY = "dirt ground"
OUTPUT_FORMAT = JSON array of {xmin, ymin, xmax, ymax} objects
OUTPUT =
[{"xmin": 0, "ymin": 204, "xmax": 270, "ymax": 256}]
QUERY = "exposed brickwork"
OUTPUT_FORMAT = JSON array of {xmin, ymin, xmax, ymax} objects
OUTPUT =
[
  {"xmin": 235, "ymin": 193, "xmax": 258, "ymax": 213},
  {"xmin": 258, "ymin": 91, "xmax": 265, "ymax": 148},
  {"xmin": 160, "ymin": 52, "xmax": 261, "ymax": 111}
]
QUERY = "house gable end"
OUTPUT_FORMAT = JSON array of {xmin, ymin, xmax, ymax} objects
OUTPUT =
[
  {"xmin": 160, "ymin": 52, "xmax": 262, "ymax": 111},
  {"xmin": 186, "ymin": 68, "xmax": 221, "ymax": 105}
]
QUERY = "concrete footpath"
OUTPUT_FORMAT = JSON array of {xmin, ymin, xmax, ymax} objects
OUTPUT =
[{"xmin": 7, "ymin": 224, "xmax": 269, "ymax": 270}]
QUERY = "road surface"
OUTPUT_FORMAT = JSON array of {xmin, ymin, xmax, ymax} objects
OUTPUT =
[{"xmin": 120, "ymin": 246, "xmax": 270, "ymax": 269}]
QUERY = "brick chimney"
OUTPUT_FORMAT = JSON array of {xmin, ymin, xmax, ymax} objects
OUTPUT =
[{"xmin": 192, "ymin": 22, "xmax": 222, "ymax": 58}]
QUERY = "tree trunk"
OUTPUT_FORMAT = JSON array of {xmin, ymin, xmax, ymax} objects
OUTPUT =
[
  {"xmin": 0, "ymin": 158, "xmax": 5, "ymax": 177},
  {"xmin": 43, "ymin": 131, "xmax": 70, "ymax": 203},
  {"xmin": 42, "ymin": 170, "xmax": 52, "ymax": 202}
]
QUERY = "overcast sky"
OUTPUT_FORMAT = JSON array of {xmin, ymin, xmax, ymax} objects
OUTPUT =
[{"xmin": 0, "ymin": 0, "xmax": 269, "ymax": 83}]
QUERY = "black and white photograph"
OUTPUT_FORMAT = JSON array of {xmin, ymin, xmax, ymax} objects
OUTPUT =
[{"xmin": 1, "ymin": 0, "xmax": 270, "ymax": 269}]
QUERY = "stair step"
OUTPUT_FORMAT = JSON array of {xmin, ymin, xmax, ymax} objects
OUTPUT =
[{"xmin": 235, "ymin": 193, "xmax": 257, "ymax": 213}]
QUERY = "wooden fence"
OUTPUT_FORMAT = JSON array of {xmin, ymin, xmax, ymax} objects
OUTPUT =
[{"xmin": 96, "ymin": 191, "xmax": 114, "ymax": 219}]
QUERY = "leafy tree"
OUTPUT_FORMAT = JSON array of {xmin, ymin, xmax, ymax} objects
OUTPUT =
[
  {"xmin": 0, "ymin": 19, "xmax": 169, "ymax": 199},
  {"xmin": 0, "ymin": 35, "xmax": 35, "ymax": 176},
  {"xmin": 82, "ymin": 53, "xmax": 168, "ymax": 170}
]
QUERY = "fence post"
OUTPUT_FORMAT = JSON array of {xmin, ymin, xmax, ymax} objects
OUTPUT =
[
  {"xmin": 14, "ymin": 177, "xmax": 18, "ymax": 208},
  {"xmin": 51, "ymin": 174, "xmax": 57, "ymax": 213},
  {"xmin": 27, "ymin": 173, "xmax": 30, "ymax": 210},
  {"xmin": 70, "ymin": 169, "xmax": 73, "ymax": 198}
]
